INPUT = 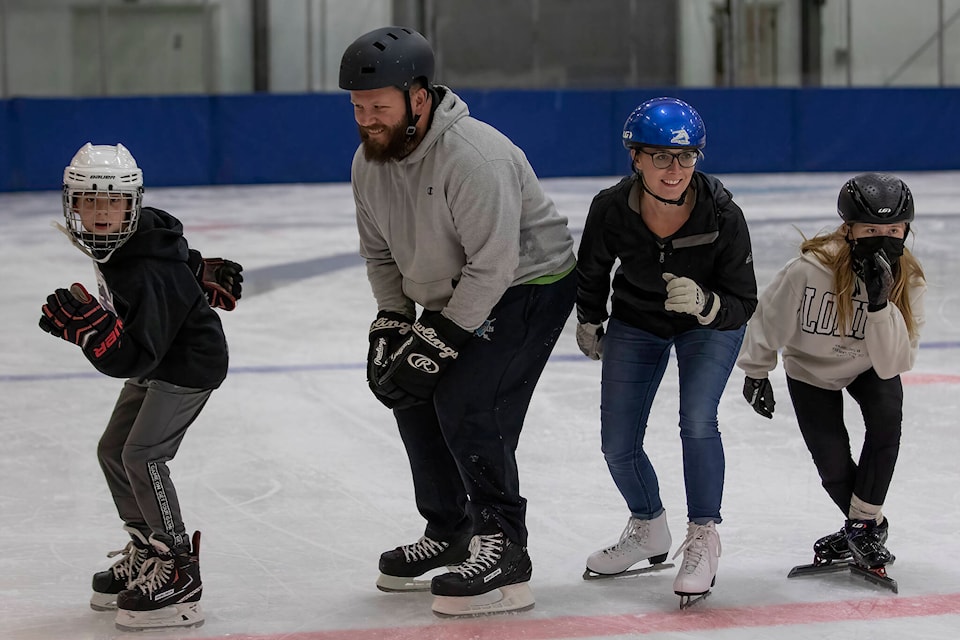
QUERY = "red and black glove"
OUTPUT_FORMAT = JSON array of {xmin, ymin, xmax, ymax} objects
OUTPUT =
[
  {"xmin": 366, "ymin": 310, "xmax": 420, "ymax": 409},
  {"xmin": 39, "ymin": 283, "xmax": 123, "ymax": 360},
  {"xmin": 188, "ymin": 250, "xmax": 243, "ymax": 311},
  {"xmin": 378, "ymin": 311, "xmax": 473, "ymax": 403}
]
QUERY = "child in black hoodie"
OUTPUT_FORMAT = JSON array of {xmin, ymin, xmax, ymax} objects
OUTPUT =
[{"xmin": 39, "ymin": 143, "xmax": 241, "ymax": 631}]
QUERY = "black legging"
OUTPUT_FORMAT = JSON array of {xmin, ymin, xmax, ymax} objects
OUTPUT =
[{"xmin": 786, "ymin": 369, "xmax": 903, "ymax": 516}]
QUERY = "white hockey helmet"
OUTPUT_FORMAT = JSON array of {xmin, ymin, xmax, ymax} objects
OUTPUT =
[{"xmin": 61, "ymin": 142, "xmax": 144, "ymax": 262}]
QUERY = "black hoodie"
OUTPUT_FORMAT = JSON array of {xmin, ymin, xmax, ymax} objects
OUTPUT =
[
  {"xmin": 88, "ymin": 206, "xmax": 228, "ymax": 389},
  {"xmin": 576, "ymin": 172, "xmax": 758, "ymax": 339}
]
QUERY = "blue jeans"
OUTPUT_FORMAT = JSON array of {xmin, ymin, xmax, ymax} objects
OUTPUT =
[{"xmin": 600, "ymin": 319, "xmax": 745, "ymax": 524}]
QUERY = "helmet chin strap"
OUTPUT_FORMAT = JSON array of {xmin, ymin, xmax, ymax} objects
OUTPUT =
[
  {"xmin": 638, "ymin": 171, "xmax": 688, "ymax": 206},
  {"xmin": 403, "ymin": 90, "xmax": 419, "ymax": 137}
]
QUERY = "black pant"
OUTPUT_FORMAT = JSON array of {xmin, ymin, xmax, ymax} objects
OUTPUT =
[
  {"xmin": 786, "ymin": 369, "xmax": 902, "ymax": 516},
  {"xmin": 393, "ymin": 271, "xmax": 576, "ymax": 548}
]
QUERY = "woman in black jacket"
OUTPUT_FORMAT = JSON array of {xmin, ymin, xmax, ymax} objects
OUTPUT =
[{"xmin": 576, "ymin": 98, "xmax": 757, "ymax": 606}]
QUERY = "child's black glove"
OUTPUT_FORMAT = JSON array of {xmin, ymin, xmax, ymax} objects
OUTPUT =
[
  {"xmin": 188, "ymin": 251, "xmax": 243, "ymax": 311},
  {"xmin": 858, "ymin": 249, "xmax": 894, "ymax": 312},
  {"xmin": 39, "ymin": 283, "xmax": 123, "ymax": 359},
  {"xmin": 742, "ymin": 376, "xmax": 775, "ymax": 419}
]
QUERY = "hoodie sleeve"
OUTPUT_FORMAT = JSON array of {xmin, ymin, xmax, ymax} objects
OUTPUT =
[
  {"xmin": 737, "ymin": 257, "xmax": 804, "ymax": 379},
  {"xmin": 865, "ymin": 276, "xmax": 926, "ymax": 379}
]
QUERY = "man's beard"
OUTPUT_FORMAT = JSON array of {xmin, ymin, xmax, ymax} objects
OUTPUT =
[{"xmin": 359, "ymin": 121, "xmax": 416, "ymax": 163}]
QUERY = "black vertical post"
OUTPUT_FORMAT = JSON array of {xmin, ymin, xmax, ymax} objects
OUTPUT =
[
  {"xmin": 253, "ymin": 0, "xmax": 269, "ymax": 92},
  {"xmin": 800, "ymin": 0, "xmax": 823, "ymax": 87}
]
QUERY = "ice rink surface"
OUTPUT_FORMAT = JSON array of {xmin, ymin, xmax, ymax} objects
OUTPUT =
[{"xmin": 2, "ymin": 171, "xmax": 959, "ymax": 640}]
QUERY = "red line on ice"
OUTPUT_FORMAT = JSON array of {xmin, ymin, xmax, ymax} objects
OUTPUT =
[{"xmin": 196, "ymin": 592, "xmax": 960, "ymax": 640}]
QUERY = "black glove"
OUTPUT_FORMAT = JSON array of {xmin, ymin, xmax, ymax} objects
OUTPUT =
[
  {"xmin": 366, "ymin": 310, "xmax": 419, "ymax": 409},
  {"xmin": 39, "ymin": 283, "xmax": 123, "ymax": 360},
  {"xmin": 378, "ymin": 311, "xmax": 473, "ymax": 403},
  {"xmin": 742, "ymin": 376, "xmax": 775, "ymax": 419},
  {"xmin": 858, "ymin": 249, "xmax": 894, "ymax": 312},
  {"xmin": 189, "ymin": 250, "xmax": 243, "ymax": 311}
]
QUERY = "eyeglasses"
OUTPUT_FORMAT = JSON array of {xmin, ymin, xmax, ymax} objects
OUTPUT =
[{"xmin": 636, "ymin": 148, "xmax": 702, "ymax": 169}]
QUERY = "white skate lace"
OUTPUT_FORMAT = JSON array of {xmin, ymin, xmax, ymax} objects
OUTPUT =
[
  {"xmin": 401, "ymin": 536, "xmax": 448, "ymax": 562},
  {"xmin": 451, "ymin": 534, "xmax": 503, "ymax": 578},
  {"xmin": 601, "ymin": 518, "xmax": 649, "ymax": 558},
  {"xmin": 672, "ymin": 524, "xmax": 721, "ymax": 575},
  {"xmin": 106, "ymin": 541, "xmax": 148, "ymax": 579},
  {"xmin": 128, "ymin": 556, "xmax": 174, "ymax": 595}
]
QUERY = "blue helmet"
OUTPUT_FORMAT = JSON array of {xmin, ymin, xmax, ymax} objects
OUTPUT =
[{"xmin": 622, "ymin": 97, "xmax": 706, "ymax": 150}]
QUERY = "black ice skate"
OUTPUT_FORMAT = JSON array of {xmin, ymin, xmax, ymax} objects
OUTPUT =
[
  {"xmin": 845, "ymin": 519, "xmax": 898, "ymax": 593},
  {"xmin": 430, "ymin": 532, "xmax": 535, "ymax": 617},
  {"xmin": 114, "ymin": 531, "xmax": 203, "ymax": 631},
  {"xmin": 90, "ymin": 526, "xmax": 154, "ymax": 611},
  {"xmin": 376, "ymin": 534, "xmax": 471, "ymax": 592},
  {"xmin": 788, "ymin": 519, "xmax": 889, "ymax": 578}
]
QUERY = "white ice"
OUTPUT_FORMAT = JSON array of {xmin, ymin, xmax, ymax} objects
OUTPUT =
[{"xmin": 2, "ymin": 172, "xmax": 959, "ymax": 640}]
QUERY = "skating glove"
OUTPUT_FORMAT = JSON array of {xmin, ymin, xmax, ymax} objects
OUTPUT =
[
  {"xmin": 742, "ymin": 376, "xmax": 775, "ymax": 419},
  {"xmin": 857, "ymin": 249, "xmax": 894, "ymax": 312},
  {"xmin": 576, "ymin": 322, "xmax": 604, "ymax": 360},
  {"xmin": 663, "ymin": 273, "xmax": 720, "ymax": 325},
  {"xmin": 39, "ymin": 283, "xmax": 123, "ymax": 360},
  {"xmin": 188, "ymin": 250, "xmax": 244, "ymax": 311},
  {"xmin": 366, "ymin": 310, "xmax": 420, "ymax": 409},
  {"xmin": 378, "ymin": 310, "xmax": 473, "ymax": 404}
]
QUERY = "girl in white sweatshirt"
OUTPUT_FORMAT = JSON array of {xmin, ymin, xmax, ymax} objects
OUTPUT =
[{"xmin": 737, "ymin": 173, "xmax": 926, "ymax": 573}]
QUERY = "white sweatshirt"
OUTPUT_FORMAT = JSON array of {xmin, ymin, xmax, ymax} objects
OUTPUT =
[{"xmin": 737, "ymin": 243, "xmax": 926, "ymax": 390}]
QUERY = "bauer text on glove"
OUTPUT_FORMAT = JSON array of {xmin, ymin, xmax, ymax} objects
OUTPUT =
[{"xmin": 39, "ymin": 283, "xmax": 123, "ymax": 360}]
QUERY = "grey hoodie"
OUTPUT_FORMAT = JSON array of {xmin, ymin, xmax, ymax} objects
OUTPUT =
[{"xmin": 351, "ymin": 86, "xmax": 575, "ymax": 331}]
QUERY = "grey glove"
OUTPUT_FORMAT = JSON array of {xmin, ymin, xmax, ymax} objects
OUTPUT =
[
  {"xmin": 663, "ymin": 273, "xmax": 719, "ymax": 325},
  {"xmin": 576, "ymin": 322, "xmax": 604, "ymax": 360}
]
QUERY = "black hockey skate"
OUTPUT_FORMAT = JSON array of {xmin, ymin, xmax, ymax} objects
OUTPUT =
[
  {"xmin": 430, "ymin": 532, "xmax": 535, "ymax": 617},
  {"xmin": 376, "ymin": 534, "xmax": 471, "ymax": 592},
  {"xmin": 90, "ymin": 526, "xmax": 154, "ymax": 611},
  {"xmin": 114, "ymin": 531, "xmax": 203, "ymax": 631}
]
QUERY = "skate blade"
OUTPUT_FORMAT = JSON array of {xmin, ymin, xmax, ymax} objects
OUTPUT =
[
  {"xmin": 432, "ymin": 582, "xmax": 535, "ymax": 618},
  {"xmin": 787, "ymin": 559, "xmax": 853, "ymax": 578},
  {"xmin": 114, "ymin": 601, "xmax": 204, "ymax": 631},
  {"xmin": 677, "ymin": 591, "xmax": 710, "ymax": 610},
  {"xmin": 849, "ymin": 564, "xmax": 899, "ymax": 594},
  {"xmin": 376, "ymin": 573, "xmax": 433, "ymax": 592},
  {"xmin": 89, "ymin": 593, "xmax": 118, "ymax": 611},
  {"xmin": 583, "ymin": 562, "xmax": 675, "ymax": 581}
]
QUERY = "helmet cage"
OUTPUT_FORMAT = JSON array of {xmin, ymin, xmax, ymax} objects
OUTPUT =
[{"xmin": 62, "ymin": 143, "xmax": 144, "ymax": 262}]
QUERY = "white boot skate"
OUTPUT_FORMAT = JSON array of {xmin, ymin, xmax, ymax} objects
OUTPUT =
[
  {"xmin": 672, "ymin": 521, "xmax": 720, "ymax": 608},
  {"xmin": 584, "ymin": 512, "xmax": 673, "ymax": 579}
]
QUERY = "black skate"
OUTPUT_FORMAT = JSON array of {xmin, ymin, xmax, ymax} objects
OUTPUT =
[
  {"xmin": 90, "ymin": 526, "xmax": 154, "ymax": 611},
  {"xmin": 430, "ymin": 532, "xmax": 535, "ymax": 617},
  {"xmin": 114, "ymin": 531, "xmax": 203, "ymax": 631},
  {"xmin": 787, "ymin": 519, "xmax": 889, "ymax": 578},
  {"xmin": 846, "ymin": 519, "xmax": 892, "ymax": 569},
  {"xmin": 376, "ymin": 534, "xmax": 471, "ymax": 592}
]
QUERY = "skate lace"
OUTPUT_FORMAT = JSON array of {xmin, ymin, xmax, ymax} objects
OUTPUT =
[
  {"xmin": 602, "ymin": 518, "xmax": 649, "ymax": 557},
  {"xmin": 128, "ymin": 555, "xmax": 174, "ymax": 596},
  {"xmin": 451, "ymin": 533, "xmax": 503, "ymax": 578},
  {"xmin": 672, "ymin": 524, "xmax": 721, "ymax": 574},
  {"xmin": 401, "ymin": 536, "xmax": 448, "ymax": 563},
  {"xmin": 106, "ymin": 541, "xmax": 148, "ymax": 580}
]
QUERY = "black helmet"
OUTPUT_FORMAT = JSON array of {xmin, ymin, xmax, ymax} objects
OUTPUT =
[
  {"xmin": 338, "ymin": 26, "xmax": 434, "ymax": 91},
  {"xmin": 838, "ymin": 173, "xmax": 914, "ymax": 225}
]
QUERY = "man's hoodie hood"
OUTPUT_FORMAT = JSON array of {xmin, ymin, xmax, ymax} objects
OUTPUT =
[{"xmin": 400, "ymin": 86, "xmax": 469, "ymax": 165}]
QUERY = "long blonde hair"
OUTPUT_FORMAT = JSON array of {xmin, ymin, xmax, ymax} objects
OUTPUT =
[{"xmin": 800, "ymin": 225, "xmax": 924, "ymax": 339}]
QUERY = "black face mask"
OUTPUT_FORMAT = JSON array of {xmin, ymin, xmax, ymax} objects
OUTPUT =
[{"xmin": 850, "ymin": 235, "xmax": 905, "ymax": 261}]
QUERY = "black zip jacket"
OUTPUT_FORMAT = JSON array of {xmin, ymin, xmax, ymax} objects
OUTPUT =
[
  {"xmin": 576, "ymin": 172, "xmax": 757, "ymax": 339},
  {"xmin": 87, "ymin": 207, "xmax": 228, "ymax": 389}
]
